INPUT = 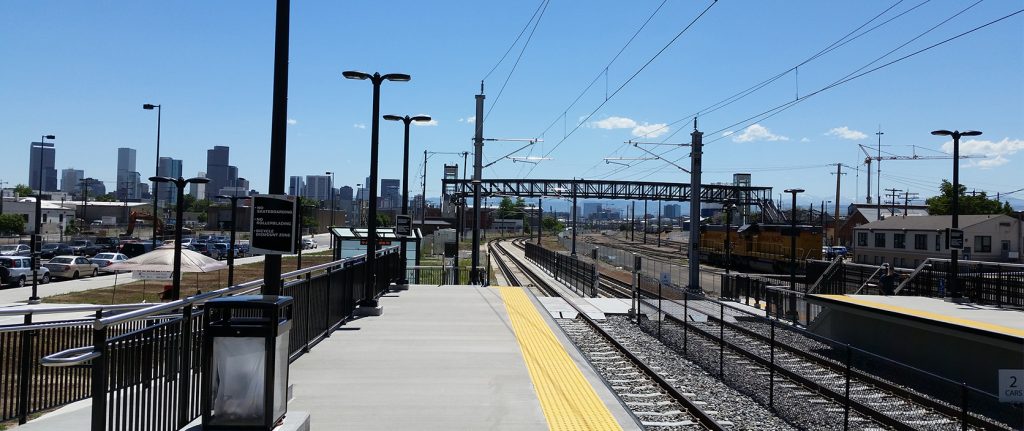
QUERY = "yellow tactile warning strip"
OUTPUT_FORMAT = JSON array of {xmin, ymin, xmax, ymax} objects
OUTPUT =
[
  {"xmin": 497, "ymin": 286, "xmax": 624, "ymax": 431},
  {"xmin": 818, "ymin": 294, "xmax": 1024, "ymax": 338}
]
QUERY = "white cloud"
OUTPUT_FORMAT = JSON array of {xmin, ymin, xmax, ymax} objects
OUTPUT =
[
  {"xmin": 287, "ymin": 118, "xmax": 297, "ymax": 125},
  {"xmin": 732, "ymin": 124, "xmax": 789, "ymax": 143},
  {"xmin": 632, "ymin": 123, "xmax": 669, "ymax": 138},
  {"xmin": 941, "ymin": 138, "xmax": 1024, "ymax": 169},
  {"xmin": 721, "ymin": 131, "xmax": 734, "ymax": 137},
  {"xmin": 353, "ymin": 123, "xmax": 366, "ymax": 129},
  {"xmin": 825, "ymin": 126, "xmax": 867, "ymax": 140},
  {"xmin": 458, "ymin": 116, "xmax": 476, "ymax": 124},
  {"xmin": 591, "ymin": 116, "xmax": 637, "ymax": 129},
  {"xmin": 801, "ymin": 137, "xmax": 811, "ymax": 142}
]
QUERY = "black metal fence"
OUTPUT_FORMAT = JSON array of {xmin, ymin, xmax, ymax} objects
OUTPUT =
[
  {"xmin": 524, "ymin": 242, "xmax": 597, "ymax": 297},
  {"xmin": 0, "ymin": 247, "xmax": 401, "ymax": 430},
  {"xmin": 808, "ymin": 258, "xmax": 1024, "ymax": 307}
]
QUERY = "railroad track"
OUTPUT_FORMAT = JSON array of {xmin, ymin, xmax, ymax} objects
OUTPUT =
[
  {"xmin": 489, "ymin": 239, "xmax": 727, "ymax": 430},
  {"xmin": 601, "ymin": 275, "xmax": 1017, "ymax": 430}
]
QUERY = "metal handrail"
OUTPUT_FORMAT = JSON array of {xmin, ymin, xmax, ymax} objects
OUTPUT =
[
  {"xmin": 0, "ymin": 303, "xmax": 154, "ymax": 318},
  {"xmin": 39, "ymin": 346, "xmax": 101, "ymax": 367}
]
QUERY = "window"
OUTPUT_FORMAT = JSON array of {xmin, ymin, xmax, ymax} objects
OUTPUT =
[
  {"xmin": 974, "ymin": 236, "xmax": 992, "ymax": 253},
  {"xmin": 894, "ymin": 233, "xmax": 906, "ymax": 249},
  {"xmin": 857, "ymin": 232, "xmax": 868, "ymax": 246},
  {"xmin": 875, "ymin": 232, "xmax": 886, "ymax": 248},
  {"xmin": 935, "ymin": 234, "xmax": 941, "ymax": 251},
  {"xmin": 914, "ymin": 234, "xmax": 928, "ymax": 250},
  {"xmin": 1002, "ymin": 240, "xmax": 1011, "ymax": 252}
]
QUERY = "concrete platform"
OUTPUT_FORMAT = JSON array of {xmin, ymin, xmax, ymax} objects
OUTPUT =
[
  {"xmin": 287, "ymin": 284, "xmax": 641, "ymax": 430},
  {"xmin": 808, "ymin": 294, "xmax": 1024, "ymax": 395}
]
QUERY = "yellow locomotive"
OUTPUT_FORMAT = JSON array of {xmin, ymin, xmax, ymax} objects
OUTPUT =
[{"xmin": 699, "ymin": 223, "xmax": 822, "ymax": 273}]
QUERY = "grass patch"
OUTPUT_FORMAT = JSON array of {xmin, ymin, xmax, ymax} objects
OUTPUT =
[{"xmin": 45, "ymin": 251, "xmax": 336, "ymax": 305}]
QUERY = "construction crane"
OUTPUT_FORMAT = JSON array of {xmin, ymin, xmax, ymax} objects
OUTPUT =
[{"xmin": 858, "ymin": 143, "xmax": 981, "ymax": 205}]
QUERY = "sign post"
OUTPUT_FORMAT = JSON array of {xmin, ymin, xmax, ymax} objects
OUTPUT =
[{"xmin": 250, "ymin": 195, "xmax": 298, "ymax": 255}]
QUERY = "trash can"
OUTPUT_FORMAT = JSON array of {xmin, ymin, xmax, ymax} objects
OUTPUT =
[{"xmin": 201, "ymin": 295, "xmax": 294, "ymax": 430}]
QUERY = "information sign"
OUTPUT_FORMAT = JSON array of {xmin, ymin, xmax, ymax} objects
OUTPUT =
[
  {"xmin": 250, "ymin": 194, "xmax": 298, "ymax": 255},
  {"xmin": 396, "ymin": 215, "xmax": 412, "ymax": 237},
  {"xmin": 999, "ymin": 369, "xmax": 1023, "ymax": 403},
  {"xmin": 947, "ymin": 228, "xmax": 964, "ymax": 250},
  {"xmin": 660, "ymin": 272, "xmax": 671, "ymax": 286}
]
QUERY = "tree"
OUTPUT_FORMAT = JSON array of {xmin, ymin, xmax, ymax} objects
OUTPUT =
[
  {"xmin": 95, "ymin": 193, "xmax": 117, "ymax": 202},
  {"xmin": 542, "ymin": 216, "xmax": 563, "ymax": 233},
  {"xmin": 376, "ymin": 214, "xmax": 391, "ymax": 226},
  {"xmin": 497, "ymin": 197, "xmax": 515, "ymax": 219},
  {"xmin": 0, "ymin": 214, "xmax": 25, "ymax": 235},
  {"xmin": 182, "ymin": 194, "xmax": 197, "ymax": 212},
  {"xmin": 925, "ymin": 180, "xmax": 1012, "ymax": 215},
  {"xmin": 13, "ymin": 184, "xmax": 32, "ymax": 197}
]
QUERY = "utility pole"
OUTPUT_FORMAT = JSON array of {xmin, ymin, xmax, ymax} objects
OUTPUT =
[
  {"xmin": 830, "ymin": 163, "xmax": 847, "ymax": 246},
  {"xmin": 875, "ymin": 127, "xmax": 884, "ymax": 220},
  {"xmin": 688, "ymin": 119, "xmax": 703, "ymax": 294},
  {"xmin": 885, "ymin": 188, "xmax": 902, "ymax": 217},
  {"xmin": 657, "ymin": 201, "xmax": 662, "ymax": 247},
  {"xmin": 421, "ymin": 150, "xmax": 428, "ymax": 225},
  {"xmin": 643, "ymin": 200, "xmax": 648, "ymax": 244},
  {"xmin": 630, "ymin": 201, "xmax": 635, "ymax": 241},
  {"xmin": 901, "ymin": 191, "xmax": 919, "ymax": 218},
  {"xmin": 471, "ymin": 82, "xmax": 485, "ymax": 284}
]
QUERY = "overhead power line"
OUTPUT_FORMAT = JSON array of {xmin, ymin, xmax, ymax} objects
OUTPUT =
[
  {"xmin": 482, "ymin": 0, "xmax": 548, "ymax": 83},
  {"xmin": 485, "ymin": 0, "xmax": 551, "ymax": 121}
]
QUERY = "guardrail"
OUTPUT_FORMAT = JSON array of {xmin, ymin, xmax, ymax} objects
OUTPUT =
[
  {"xmin": 0, "ymin": 246, "xmax": 401, "ymax": 430},
  {"xmin": 524, "ymin": 242, "xmax": 597, "ymax": 297}
]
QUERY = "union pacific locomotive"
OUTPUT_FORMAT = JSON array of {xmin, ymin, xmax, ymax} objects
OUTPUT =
[{"xmin": 699, "ymin": 223, "xmax": 822, "ymax": 273}]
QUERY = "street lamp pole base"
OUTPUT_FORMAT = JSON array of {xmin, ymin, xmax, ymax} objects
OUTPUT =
[
  {"xmin": 354, "ymin": 299, "xmax": 383, "ymax": 317},
  {"xmin": 391, "ymin": 279, "xmax": 410, "ymax": 291},
  {"xmin": 27, "ymin": 297, "xmax": 41, "ymax": 305}
]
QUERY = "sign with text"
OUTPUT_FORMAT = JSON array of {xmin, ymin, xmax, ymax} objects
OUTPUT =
[
  {"xmin": 250, "ymin": 194, "xmax": 298, "ymax": 255},
  {"xmin": 396, "ymin": 215, "xmax": 412, "ymax": 237},
  {"xmin": 999, "ymin": 369, "xmax": 1023, "ymax": 403},
  {"xmin": 947, "ymin": 228, "xmax": 964, "ymax": 250},
  {"xmin": 133, "ymin": 271, "xmax": 172, "ymax": 280}
]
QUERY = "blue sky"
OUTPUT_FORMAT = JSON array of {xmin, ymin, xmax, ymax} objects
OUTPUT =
[{"xmin": 2, "ymin": 1, "xmax": 1022, "ymax": 211}]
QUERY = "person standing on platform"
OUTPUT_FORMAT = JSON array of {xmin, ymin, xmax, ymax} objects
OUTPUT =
[{"xmin": 880, "ymin": 263, "xmax": 895, "ymax": 296}]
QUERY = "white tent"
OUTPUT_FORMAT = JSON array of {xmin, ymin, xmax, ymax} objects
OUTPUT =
[{"xmin": 107, "ymin": 245, "xmax": 227, "ymax": 273}]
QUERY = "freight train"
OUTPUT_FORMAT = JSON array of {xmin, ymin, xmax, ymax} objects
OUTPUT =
[{"xmin": 698, "ymin": 223, "xmax": 822, "ymax": 273}]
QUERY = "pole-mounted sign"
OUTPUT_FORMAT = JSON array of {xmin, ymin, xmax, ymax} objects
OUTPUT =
[
  {"xmin": 396, "ymin": 214, "xmax": 412, "ymax": 237},
  {"xmin": 946, "ymin": 228, "xmax": 964, "ymax": 250},
  {"xmin": 250, "ymin": 194, "xmax": 298, "ymax": 255}
]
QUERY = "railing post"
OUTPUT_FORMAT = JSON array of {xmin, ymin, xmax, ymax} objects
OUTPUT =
[
  {"xmin": 91, "ymin": 324, "xmax": 109, "ymax": 431},
  {"xmin": 325, "ymin": 266, "xmax": 333, "ymax": 336},
  {"xmin": 683, "ymin": 287, "xmax": 688, "ymax": 356},
  {"xmin": 960, "ymin": 382, "xmax": 968, "ymax": 431},
  {"xmin": 805, "ymin": 299, "xmax": 811, "ymax": 327},
  {"xmin": 17, "ymin": 314, "xmax": 34, "ymax": 425},
  {"xmin": 177, "ymin": 304, "xmax": 194, "ymax": 429},
  {"xmin": 769, "ymin": 318, "xmax": 775, "ymax": 409},
  {"xmin": 657, "ymin": 279, "xmax": 662, "ymax": 339},
  {"xmin": 719, "ymin": 301, "xmax": 724, "ymax": 378},
  {"xmin": 304, "ymin": 272, "xmax": 312, "ymax": 353}
]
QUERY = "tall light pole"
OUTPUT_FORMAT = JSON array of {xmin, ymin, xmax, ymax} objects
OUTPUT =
[
  {"xmin": 325, "ymin": 171, "xmax": 335, "ymax": 232},
  {"xmin": 785, "ymin": 188, "xmax": 804, "ymax": 321},
  {"xmin": 344, "ymin": 70, "xmax": 410, "ymax": 311},
  {"xmin": 0, "ymin": 179, "xmax": 8, "ymax": 216},
  {"xmin": 143, "ymin": 103, "xmax": 162, "ymax": 248},
  {"xmin": 384, "ymin": 114, "xmax": 432, "ymax": 289},
  {"xmin": 931, "ymin": 129, "xmax": 981, "ymax": 301},
  {"xmin": 29, "ymin": 135, "xmax": 55, "ymax": 304},
  {"xmin": 216, "ymin": 194, "xmax": 244, "ymax": 286},
  {"xmin": 152, "ymin": 176, "xmax": 209, "ymax": 300}
]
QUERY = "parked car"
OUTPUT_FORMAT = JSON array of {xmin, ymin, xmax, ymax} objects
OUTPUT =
[
  {"xmin": 91, "ymin": 253, "xmax": 129, "ymax": 273},
  {"xmin": 40, "ymin": 243, "xmax": 74, "ymax": 259},
  {"xmin": 119, "ymin": 241, "xmax": 156, "ymax": 258},
  {"xmin": 0, "ymin": 256, "xmax": 51, "ymax": 287},
  {"xmin": 302, "ymin": 238, "xmax": 317, "ymax": 250},
  {"xmin": 0, "ymin": 244, "xmax": 31, "ymax": 256},
  {"xmin": 94, "ymin": 237, "xmax": 121, "ymax": 253},
  {"xmin": 68, "ymin": 239, "xmax": 99, "ymax": 256},
  {"xmin": 831, "ymin": 246, "xmax": 849, "ymax": 257},
  {"xmin": 208, "ymin": 243, "xmax": 232, "ymax": 260},
  {"xmin": 193, "ymin": 242, "xmax": 210, "ymax": 256},
  {"xmin": 44, "ymin": 256, "xmax": 99, "ymax": 279}
]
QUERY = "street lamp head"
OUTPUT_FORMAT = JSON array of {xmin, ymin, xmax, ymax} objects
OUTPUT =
[
  {"xmin": 784, "ymin": 188, "xmax": 805, "ymax": 194},
  {"xmin": 411, "ymin": 115, "xmax": 432, "ymax": 123},
  {"xmin": 931, "ymin": 130, "xmax": 953, "ymax": 136},
  {"xmin": 382, "ymin": 73, "xmax": 411, "ymax": 82},
  {"xmin": 43, "ymin": 135, "xmax": 56, "ymax": 140},
  {"xmin": 142, "ymin": 103, "xmax": 158, "ymax": 110},
  {"xmin": 149, "ymin": 176, "xmax": 174, "ymax": 184},
  {"xmin": 325, "ymin": 171, "xmax": 333, "ymax": 175},
  {"xmin": 342, "ymin": 71, "xmax": 370, "ymax": 80},
  {"xmin": 961, "ymin": 130, "xmax": 982, "ymax": 137},
  {"xmin": 216, "ymin": 194, "xmax": 235, "ymax": 200},
  {"xmin": 186, "ymin": 177, "xmax": 211, "ymax": 185},
  {"xmin": 383, "ymin": 115, "xmax": 403, "ymax": 122}
]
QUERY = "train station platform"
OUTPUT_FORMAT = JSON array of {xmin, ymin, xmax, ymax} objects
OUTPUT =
[
  {"xmin": 807, "ymin": 294, "xmax": 1024, "ymax": 395},
  {"xmin": 287, "ymin": 284, "xmax": 641, "ymax": 430}
]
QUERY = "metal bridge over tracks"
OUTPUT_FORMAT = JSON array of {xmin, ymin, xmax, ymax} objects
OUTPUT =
[{"xmin": 441, "ymin": 178, "xmax": 774, "ymax": 207}]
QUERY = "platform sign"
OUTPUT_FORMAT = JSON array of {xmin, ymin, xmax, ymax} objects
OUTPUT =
[
  {"xmin": 947, "ymin": 228, "xmax": 964, "ymax": 250},
  {"xmin": 250, "ymin": 194, "xmax": 298, "ymax": 255},
  {"xmin": 659, "ymin": 272, "xmax": 671, "ymax": 286},
  {"xmin": 396, "ymin": 214, "xmax": 412, "ymax": 237},
  {"xmin": 999, "ymin": 369, "xmax": 1023, "ymax": 403}
]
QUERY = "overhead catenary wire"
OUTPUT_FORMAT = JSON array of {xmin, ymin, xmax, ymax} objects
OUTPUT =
[
  {"xmin": 485, "ymin": 0, "xmax": 551, "ymax": 121},
  {"xmin": 481, "ymin": 0, "xmax": 549, "ymax": 83}
]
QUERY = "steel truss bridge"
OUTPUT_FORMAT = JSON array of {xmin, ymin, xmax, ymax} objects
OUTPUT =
[{"xmin": 441, "ymin": 178, "xmax": 775, "ymax": 208}]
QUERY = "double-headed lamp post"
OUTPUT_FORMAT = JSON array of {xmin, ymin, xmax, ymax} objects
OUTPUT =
[
  {"xmin": 143, "ymin": 103, "xmax": 162, "ymax": 248},
  {"xmin": 343, "ymin": 70, "xmax": 410, "ymax": 312},
  {"xmin": 152, "ymin": 176, "xmax": 209, "ymax": 300},
  {"xmin": 784, "ymin": 188, "xmax": 804, "ymax": 321},
  {"xmin": 29, "ymin": 134, "xmax": 56, "ymax": 304},
  {"xmin": 931, "ymin": 129, "xmax": 982, "ymax": 300},
  {"xmin": 216, "ymin": 194, "xmax": 245, "ymax": 286},
  {"xmin": 325, "ymin": 171, "xmax": 335, "ymax": 232},
  {"xmin": 384, "ymin": 114, "xmax": 432, "ymax": 289}
]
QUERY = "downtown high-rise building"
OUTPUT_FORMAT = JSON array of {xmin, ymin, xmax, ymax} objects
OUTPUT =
[
  {"xmin": 205, "ymin": 146, "xmax": 237, "ymax": 200},
  {"xmin": 289, "ymin": 176, "xmax": 305, "ymax": 196},
  {"xmin": 189, "ymin": 171, "xmax": 207, "ymax": 199},
  {"xmin": 380, "ymin": 179, "xmax": 400, "ymax": 210},
  {"xmin": 157, "ymin": 157, "xmax": 183, "ymax": 205},
  {"xmin": 29, "ymin": 141, "xmax": 57, "ymax": 192},
  {"xmin": 664, "ymin": 204, "xmax": 681, "ymax": 218},
  {"xmin": 304, "ymin": 175, "xmax": 331, "ymax": 204},
  {"xmin": 60, "ymin": 168, "xmax": 84, "ymax": 194},
  {"xmin": 116, "ymin": 148, "xmax": 140, "ymax": 200},
  {"xmin": 339, "ymin": 185, "xmax": 354, "ymax": 215}
]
